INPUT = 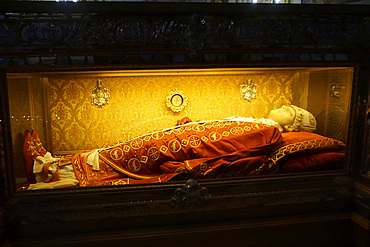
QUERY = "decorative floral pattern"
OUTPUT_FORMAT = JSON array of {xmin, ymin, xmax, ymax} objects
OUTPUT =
[{"xmin": 46, "ymin": 70, "xmax": 294, "ymax": 153}]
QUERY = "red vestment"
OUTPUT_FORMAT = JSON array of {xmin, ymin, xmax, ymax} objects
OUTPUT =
[{"xmin": 72, "ymin": 120, "xmax": 282, "ymax": 187}]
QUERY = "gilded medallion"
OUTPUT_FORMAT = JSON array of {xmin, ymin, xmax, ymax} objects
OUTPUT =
[{"xmin": 166, "ymin": 90, "xmax": 188, "ymax": 112}]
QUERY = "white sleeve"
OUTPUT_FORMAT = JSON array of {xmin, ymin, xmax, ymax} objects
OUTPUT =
[
  {"xmin": 33, "ymin": 152, "xmax": 60, "ymax": 173},
  {"xmin": 83, "ymin": 150, "xmax": 100, "ymax": 171}
]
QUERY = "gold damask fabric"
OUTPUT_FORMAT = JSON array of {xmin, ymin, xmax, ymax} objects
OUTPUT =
[{"xmin": 48, "ymin": 71, "xmax": 294, "ymax": 153}]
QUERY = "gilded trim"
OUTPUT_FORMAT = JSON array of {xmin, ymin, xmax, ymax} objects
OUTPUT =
[{"xmin": 270, "ymin": 137, "xmax": 345, "ymax": 163}]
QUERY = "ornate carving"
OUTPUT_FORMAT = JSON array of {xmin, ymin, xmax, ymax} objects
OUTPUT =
[
  {"xmin": 155, "ymin": 14, "xmax": 208, "ymax": 52},
  {"xmin": 114, "ymin": 20, "xmax": 154, "ymax": 44},
  {"xmin": 21, "ymin": 22, "xmax": 64, "ymax": 45},
  {"xmin": 0, "ymin": 5, "xmax": 368, "ymax": 67},
  {"xmin": 172, "ymin": 179, "xmax": 211, "ymax": 203}
]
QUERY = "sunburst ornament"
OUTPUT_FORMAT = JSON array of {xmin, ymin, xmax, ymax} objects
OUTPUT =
[
  {"xmin": 91, "ymin": 79, "xmax": 110, "ymax": 108},
  {"xmin": 166, "ymin": 90, "xmax": 188, "ymax": 112},
  {"xmin": 240, "ymin": 79, "xmax": 258, "ymax": 102}
]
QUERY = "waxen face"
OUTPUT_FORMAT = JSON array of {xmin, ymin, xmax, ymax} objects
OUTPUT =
[{"xmin": 268, "ymin": 105, "xmax": 295, "ymax": 127}]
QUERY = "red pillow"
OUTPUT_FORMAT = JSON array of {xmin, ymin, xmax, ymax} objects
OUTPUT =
[
  {"xmin": 278, "ymin": 152, "xmax": 345, "ymax": 172},
  {"xmin": 271, "ymin": 132, "xmax": 346, "ymax": 162},
  {"xmin": 263, "ymin": 132, "xmax": 346, "ymax": 174},
  {"xmin": 281, "ymin": 132, "xmax": 345, "ymax": 147}
]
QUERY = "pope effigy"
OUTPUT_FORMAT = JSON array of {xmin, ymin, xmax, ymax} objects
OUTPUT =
[{"xmin": 23, "ymin": 105, "xmax": 318, "ymax": 189}]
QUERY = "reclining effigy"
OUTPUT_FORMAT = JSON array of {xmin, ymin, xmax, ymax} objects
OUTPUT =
[{"xmin": 23, "ymin": 105, "xmax": 346, "ymax": 189}]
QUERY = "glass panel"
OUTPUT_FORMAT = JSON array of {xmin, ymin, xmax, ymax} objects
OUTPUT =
[{"xmin": 7, "ymin": 67, "xmax": 353, "ymax": 190}]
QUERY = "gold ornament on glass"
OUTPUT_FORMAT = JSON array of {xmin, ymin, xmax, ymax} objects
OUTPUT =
[
  {"xmin": 240, "ymin": 79, "xmax": 258, "ymax": 102},
  {"xmin": 91, "ymin": 79, "xmax": 110, "ymax": 108}
]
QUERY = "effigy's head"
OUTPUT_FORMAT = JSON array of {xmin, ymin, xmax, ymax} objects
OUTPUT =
[{"xmin": 268, "ymin": 105, "xmax": 317, "ymax": 132}]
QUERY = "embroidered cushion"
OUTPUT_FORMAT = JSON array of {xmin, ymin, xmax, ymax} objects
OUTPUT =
[{"xmin": 269, "ymin": 132, "xmax": 346, "ymax": 172}]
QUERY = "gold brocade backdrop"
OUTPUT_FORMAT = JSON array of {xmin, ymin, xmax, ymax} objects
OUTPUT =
[
  {"xmin": 47, "ymin": 70, "xmax": 295, "ymax": 153},
  {"xmin": 7, "ymin": 67, "xmax": 354, "ymax": 181}
]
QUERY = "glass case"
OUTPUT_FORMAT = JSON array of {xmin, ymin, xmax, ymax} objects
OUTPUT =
[{"xmin": 6, "ymin": 67, "xmax": 354, "ymax": 190}]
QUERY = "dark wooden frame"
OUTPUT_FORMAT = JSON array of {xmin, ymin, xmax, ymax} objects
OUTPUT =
[{"xmin": 0, "ymin": 2, "xmax": 369, "ymax": 246}]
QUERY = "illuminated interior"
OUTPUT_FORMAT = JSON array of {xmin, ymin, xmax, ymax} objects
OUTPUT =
[{"xmin": 7, "ymin": 67, "xmax": 354, "ymax": 188}]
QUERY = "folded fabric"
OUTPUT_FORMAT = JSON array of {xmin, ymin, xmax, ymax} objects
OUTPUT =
[
  {"xmin": 83, "ymin": 149, "xmax": 100, "ymax": 171},
  {"xmin": 33, "ymin": 152, "xmax": 60, "ymax": 173}
]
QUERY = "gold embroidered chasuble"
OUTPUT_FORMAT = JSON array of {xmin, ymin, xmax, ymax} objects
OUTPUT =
[{"xmin": 72, "ymin": 120, "xmax": 283, "ymax": 187}]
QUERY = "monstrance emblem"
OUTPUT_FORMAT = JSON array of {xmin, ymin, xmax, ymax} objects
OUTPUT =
[
  {"xmin": 240, "ymin": 79, "xmax": 258, "ymax": 102},
  {"xmin": 91, "ymin": 79, "xmax": 110, "ymax": 108}
]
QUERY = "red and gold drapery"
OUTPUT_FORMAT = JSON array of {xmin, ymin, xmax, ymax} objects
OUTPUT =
[{"xmin": 72, "ymin": 120, "xmax": 282, "ymax": 187}]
